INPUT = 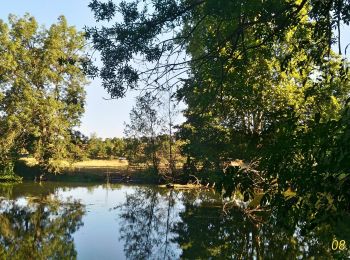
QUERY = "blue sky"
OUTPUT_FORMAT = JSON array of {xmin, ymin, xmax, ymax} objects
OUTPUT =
[
  {"xmin": 0, "ymin": 0, "xmax": 136, "ymax": 138},
  {"xmin": 1, "ymin": 1, "xmax": 349, "ymax": 138}
]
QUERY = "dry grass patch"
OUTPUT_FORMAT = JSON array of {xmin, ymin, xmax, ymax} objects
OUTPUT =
[
  {"xmin": 19, "ymin": 157, "xmax": 38, "ymax": 167},
  {"xmin": 19, "ymin": 158, "xmax": 129, "ymax": 169},
  {"xmin": 72, "ymin": 159, "xmax": 128, "ymax": 168}
]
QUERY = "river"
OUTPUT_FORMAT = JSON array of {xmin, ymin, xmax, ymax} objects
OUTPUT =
[{"xmin": 0, "ymin": 181, "xmax": 348, "ymax": 259}]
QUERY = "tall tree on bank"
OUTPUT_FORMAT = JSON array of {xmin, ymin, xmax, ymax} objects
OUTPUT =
[{"xmin": 0, "ymin": 14, "xmax": 88, "ymax": 173}]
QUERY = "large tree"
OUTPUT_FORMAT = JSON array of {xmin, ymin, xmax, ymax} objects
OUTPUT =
[{"xmin": 0, "ymin": 14, "xmax": 88, "ymax": 173}]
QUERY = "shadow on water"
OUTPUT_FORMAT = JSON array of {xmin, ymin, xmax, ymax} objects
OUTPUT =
[{"xmin": 0, "ymin": 182, "xmax": 86, "ymax": 259}]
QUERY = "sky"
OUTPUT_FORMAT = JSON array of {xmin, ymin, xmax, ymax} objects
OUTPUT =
[
  {"xmin": 0, "ymin": 0, "xmax": 137, "ymax": 138},
  {"xmin": 1, "ymin": 1, "xmax": 350, "ymax": 138}
]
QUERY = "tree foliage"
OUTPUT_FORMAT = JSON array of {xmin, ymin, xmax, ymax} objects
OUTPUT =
[
  {"xmin": 86, "ymin": 0, "xmax": 350, "ymax": 96},
  {"xmin": 86, "ymin": 134, "xmax": 126, "ymax": 159},
  {"xmin": 0, "ymin": 14, "xmax": 88, "ymax": 173},
  {"xmin": 124, "ymin": 92, "xmax": 164, "ymax": 173}
]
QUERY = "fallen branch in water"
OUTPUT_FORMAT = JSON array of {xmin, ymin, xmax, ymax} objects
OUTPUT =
[
  {"xmin": 189, "ymin": 174, "xmax": 201, "ymax": 185},
  {"xmin": 159, "ymin": 183, "xmax": 211, "ymax": 190}
]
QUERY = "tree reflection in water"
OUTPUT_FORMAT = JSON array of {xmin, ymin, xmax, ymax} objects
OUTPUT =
[
  {"xmin": 118, "ymin": 187, "xmax": 180, "ymax": 260},
  {"xmin": 118, "ymin": 188, "xmax": 350, "ymax": 259},
  {"xmin": 0, "ymin": 194, "xmax": 85, "ymax": 259}
]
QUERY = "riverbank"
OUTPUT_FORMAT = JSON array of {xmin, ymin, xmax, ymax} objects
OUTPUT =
[{"xmin": 14, "ymin": 158, "xmax": 185, "ymax": 184}]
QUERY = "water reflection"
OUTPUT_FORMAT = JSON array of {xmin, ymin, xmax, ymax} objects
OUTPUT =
[
  {"xmin": 118, "ymin": 187, "xmax": 181, "ymax": 260},
  {"xmin": 118, "ymin": 188, "xmax": 350, "ymax": 259},
  {"xmin": 0, "ymin": 182, "xmax": 348, "ymax": 259},
  {"xmin": 0, "ymin": 185, "xmax": 85, "ymax": 259}
]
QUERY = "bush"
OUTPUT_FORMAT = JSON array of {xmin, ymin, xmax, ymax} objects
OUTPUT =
[{"xmin": 0, "ymin": 162, "xmax": 23, "ymax": 182}]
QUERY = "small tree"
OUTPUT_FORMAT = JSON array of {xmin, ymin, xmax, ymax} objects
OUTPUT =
[
  {"xmin": 124, "ymin": 93, "xmax": 163, "ymax": 173},
  {"xmin": 160, "ymin": 88, "xmax": 180, "ymax": 179}
]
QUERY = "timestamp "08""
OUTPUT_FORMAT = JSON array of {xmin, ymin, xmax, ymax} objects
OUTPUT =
[{"xmin": 332, "ymin": 239, "xmax": 346, "ymax": 251}]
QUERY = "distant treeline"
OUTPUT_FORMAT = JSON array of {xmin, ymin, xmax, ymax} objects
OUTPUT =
[{"xmin": 70, "ymin": 131, "xmax": 184, "ymax": 166}]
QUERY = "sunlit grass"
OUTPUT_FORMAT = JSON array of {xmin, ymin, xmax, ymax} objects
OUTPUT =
[
  {"xmin": 19, "ymin": 157, "xmax": 129, "ymax": 168},
  {"xmin": 72, "ymin": 159, "xmax": 128, "ymax": 168},
  {"xmin": 19, "ymin": 157, "xmax": 38, "ymax": 167}
]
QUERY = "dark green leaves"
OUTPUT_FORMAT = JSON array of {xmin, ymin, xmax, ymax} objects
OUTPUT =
[{"xmin": 88, "ymin": 0, "xmax": 117, "ymax": 22}]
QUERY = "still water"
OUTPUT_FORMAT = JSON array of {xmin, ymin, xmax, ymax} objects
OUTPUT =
[{"xmin": 0, "ymin": 181, "xmax": 349, "ymax": 259}]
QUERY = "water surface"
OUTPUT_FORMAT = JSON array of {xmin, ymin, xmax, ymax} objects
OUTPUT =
[{"xmin": 0, "ymin": 181, "xmax": 348, "ymax": 259}]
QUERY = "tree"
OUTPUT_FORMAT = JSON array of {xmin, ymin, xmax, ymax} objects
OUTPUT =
[
  {"xmin": 85, "ymin": 0, "xmax": 350, "ymax": 98},
  {"xmin": 87, "ymin": 133, "xmax": 106, "ymax": 159},
  {"xmin": 111, "ymin": 137, "xmax": 126, "ymax": 158},
  {"xmin": 123, "ymin": 137, "xmax": 145, "ymax": 166},
  {"xmin": 162, "ymin": 88, "xmax": 180, "ymax": 178},
  {"xmin": 69, "ymin": 130, "xmax": 89, "ymax": 161},
  {"xmin": 124, "ymin": 92, "xmax": 164, "ymax": 173},
  {"xmin": 0, "ymin": 14, "xmax": 88, "ymax": 173}
]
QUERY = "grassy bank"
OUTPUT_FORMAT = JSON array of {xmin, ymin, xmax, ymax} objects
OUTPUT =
[
  {"xmin": 0, "ymin": 175, "xmax": 23, "ymax": 183},
  {"xmin": 15, "ymin": 158, "xmax": 167, "ymax": 183}
]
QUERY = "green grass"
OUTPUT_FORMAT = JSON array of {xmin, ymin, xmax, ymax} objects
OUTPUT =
[{"xmin": 0, "ymin": 174, "xmax": 23, "ymax": 183}]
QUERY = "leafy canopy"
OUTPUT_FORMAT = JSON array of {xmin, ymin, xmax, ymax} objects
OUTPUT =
[{"xmin": 0, "ymin": 14, "xmax": 88, "ymax": 173}]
